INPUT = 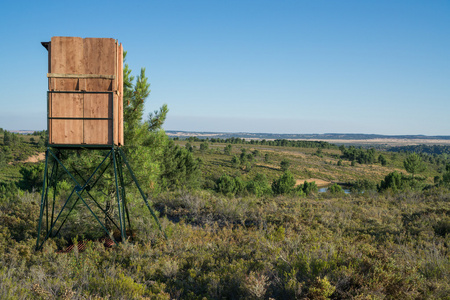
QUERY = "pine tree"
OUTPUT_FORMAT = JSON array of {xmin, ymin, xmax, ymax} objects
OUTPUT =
[
  {"xmin": 403, "ymin": 153, "xmax": 426, "ymax": 178},
  {"xmin": 272, "ymin": 171, "xmax": 296, "ymax": 195},
  {"xmin": 121, "ymin": 52, "xmax": 169, "ymax": 192}
]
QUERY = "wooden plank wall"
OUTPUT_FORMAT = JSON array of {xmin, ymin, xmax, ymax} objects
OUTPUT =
[
  {"xmin": 118, "ymin": 44, "xmax": 124, "ymax": 146},
  {"xmin": 48, "ymin": 36, "xmax": 123, "ymax": 146}
]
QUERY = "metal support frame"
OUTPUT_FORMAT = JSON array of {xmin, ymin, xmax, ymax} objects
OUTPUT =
[{"xmin": 35, "ymin": 146, "xmax": 165, "ymax": 251}]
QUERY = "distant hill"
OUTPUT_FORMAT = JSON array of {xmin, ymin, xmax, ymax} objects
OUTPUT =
[
  {"xmin": 8, "ymin": 130, "xmax": 35, "ymax": 135},
  {"xmin": 166, "ymin": 131, "xmax": 450, "ymax": 141}
]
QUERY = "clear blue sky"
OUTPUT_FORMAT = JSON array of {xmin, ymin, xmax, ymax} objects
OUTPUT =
[{"xmin": 1, "ymin": 0, "xmax": 449, "ymax": 135}]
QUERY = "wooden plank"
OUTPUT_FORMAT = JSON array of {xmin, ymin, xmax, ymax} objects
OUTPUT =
[
  {"xmin": 50, "ymin": 93, "xmax": 83, "ymax": 118},
  {"xmin": 48, "ymin": 92, "xmax": 52, "ymax": 144},
  {"xmin": 119, "ymin": 43, "xmax": 124, "ymax": 145},
  {"xmin": 50, "ymin": 119, "xmax": 83, "ymax": 144},
  {"xmin": 48, "ymin": 93, "xmax": 84, "ymax": 144},
  {"xmin": 83, "ymin": 120, "xmax": 111, "ymax": 145},
  {"xmin": 47, "ymin": 73, "xmax": 115, "ymax": 79},
  {"xmin": 113, "ymin": 41, "xmax": 118, "ymax": 145},
  {"xmin": 50, "ymin": 37, "xmax": 84, "ymax": 91},
  {"xmin": 83, "ymin": 93, "xmax": 112, "ymax": 145},
  {"xmin": 84, "ymin": 38, "xmax": 116, "ymax": 92},
  {"xmin": 47, "ymin": 42, "xmax": 52, "ymax": 90},
  {"xmin": 83, "ymin": 93, "xmax": 111, "ymax": 118}
]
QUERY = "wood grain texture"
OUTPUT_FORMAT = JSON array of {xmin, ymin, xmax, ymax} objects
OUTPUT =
[
  {"xmin": 47, "ymin": 37, "xmax": 123, "ymax": 146},
  {"xmin": 119, "ymin": 43, "xmax": 124, "ymax": 145},
  {"xmin": 84, "ymin": 38, "xmax": 115, "ymax": 92},
  {"xmin": 51, "ymin": 119, "xmax": 83, "ymax": 144},
  {"xmin": 51, "ymin": 93, "xmax": 84, "ymax": 118},
  {"xmin": 83, "ymin": 120, "xmax": 111, "ymax": 145},
  {"xmin": 47, "ymin": 73, "xmax": 115, "ymax": 79},
  {"xmin": 49, "ymin": 37, "xmax": 84, "ymax": 91}
]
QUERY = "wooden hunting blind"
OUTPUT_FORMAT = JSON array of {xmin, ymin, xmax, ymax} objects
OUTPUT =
[
  {"xmin": 43, "ymin": 36, "xmax": 124, "ymax": 146},
  {"xmin": 36, "ymin": 37, "xmax": 165, "ymax": 251}
]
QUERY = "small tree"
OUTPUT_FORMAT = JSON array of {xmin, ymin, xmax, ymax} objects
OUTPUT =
[
  {"xmin": 299, "ymin": 180, "xmax": 318, "ymax": 196},
  {"xmin": 159, "ymin": 140, "xmax": 201, "ymax": 190},
  {"xmin": 231, "ymin": 155, "xmax": 241, "ymax": 168},
  {"xmin": 404, "ymin": 153, "xmax": 426, "ymax": 177},
  {"xmin": 200, "ymin": 142, "xmax": 209, "ymax": 153},
  {"xmin": 272, "ymin": 171, "xmax": 296, "ymax": 195},
  {"xmin": 185, "ymin": 142, "xmax": 193, "ymax": 152},
  {"xmin": 328, "ymin": 183, "xmax": 344, "ymax": 195},
  {"xmin": 19, "ymin": 163, "xmax": 45, "ymax": 191},
  {"xmin": 316, "ymin": 148, "xmax": 323, "ymax": 157},
  {"xmin": 280, "ymin": 158, "xmax": 290, "ymax": 172},
  {"xmin": 242, "ymin": 161, "xmax": 253, "ymax": 172},
  {"xmin": 246, "ymin": 173, "xmax": 271, "ymax": 197},
  {"xmin": 3, "ymin": 131, "xmax": 11, "ymax": 146},
  {"xmin": 378, "ymin": 171, "xmax": 408, "ymax": 192},
  {"xmin": 240, "ymin": 148, "xmax": 248, "ymax": 162},
  {"xmin": 217, "ymin": 174, "xmax": 236, "ymax": 196},
  {"xmin": 224, "ymin": 144, "xmax": 232, "ymax": 155},
  {"xmin": 443, "ymin": 172, "xmax": 450, "ymax": 186}
]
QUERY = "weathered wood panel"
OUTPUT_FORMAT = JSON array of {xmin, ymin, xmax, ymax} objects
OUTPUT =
[
  {"xmin": 51, "ymin": 119, "xmax": 83, "ymax": 144},
  {"xmin": 118, "ymin": 43, "xmax": 124, "ymax": 145},
  {"xmin": 84, "ymin": 120, "xmax": 111, "ymax": 145},
  {"xmin": 84, "ymin": 38, "xmax": 115, "ymax": 92},
  {"xmin": 49, "ymin": 37, "xmax": 84, "ymax": 91},
  {"xmin": 83, "ymin": 93, "xmax": 112, "ymax": 144},
  {"xmin": 49, "ymin": 93, "xmax": 84, "ymax": 145},
  {"xmin": 83, "ymin": 93, "xmax": 111, "ymax": 118},
  {"xmin": 51, "ymin": 93, "xmax": 83, "ymax": 118},
  {"xmin": 46, "ymin": 36, "xmax": 123, "ymax": 146},
  {"xmin": 113, "ymin": 41, "xmax": 119, "ymax": 145}
]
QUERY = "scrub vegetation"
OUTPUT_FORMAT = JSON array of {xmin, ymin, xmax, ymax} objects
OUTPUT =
[
  {"xmin": 1, "ymin": 65, "xmax": 450, "ymax": 298},
  {"xmin": 1, "ymin": 129, "xmax": 450, "ymax": 299}
]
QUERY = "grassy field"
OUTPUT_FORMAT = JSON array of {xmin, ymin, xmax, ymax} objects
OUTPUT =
[
  {"xmin": 1, "ymin": 183, "xmax": 449, "ymax": 299},
  {"xmin": 0, "ymin": 135, "xmax": 449, "ymax": 299},
  {"xmin": 0, "ymin": 133, "xmax": 44, "ymax": 184},
  {"xmin": 175, "ymin": 140, "xmax": 439, "ymax": 188}
]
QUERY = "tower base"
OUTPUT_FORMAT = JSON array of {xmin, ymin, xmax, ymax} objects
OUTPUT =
[{"xmin": 35, "ymin": 146, "xmax": 165, "ymax": 251}]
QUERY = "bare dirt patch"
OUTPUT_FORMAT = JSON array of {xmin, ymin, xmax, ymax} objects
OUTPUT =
[
  {"xmin": 295, "ymin": 178, "xmax": 330, "ymax": 187},
  {"xmin": 21, "ymin": 152, "xmax": 45, "ymax": 163}
]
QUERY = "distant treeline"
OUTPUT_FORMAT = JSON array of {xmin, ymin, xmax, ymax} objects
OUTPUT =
[
  {"xmin": 340, "ymin": 146, "xmax": 378, "ymax": 164},
  {"xmin": 175, "ymin": 136, "xmax": 338, "ymax": 149},
  {"xmin": 167, "ymin": 131, "xmax": 450, "ymax": 141},
  {"xmin": 388, "ymin": 145, "xmax": 450, "ymax": 155}
]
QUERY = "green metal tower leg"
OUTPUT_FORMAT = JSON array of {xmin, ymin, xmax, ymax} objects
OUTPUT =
[
  {"xmin": 36, "ymin": 148, "xmax": 50, "ymax": 251},
  {"xmin": 36, "ymin": 146, "xmax": 166, "ymax": 251},
  {"xmin": 112, "ymin": 148, "xmax": 126, "ymax": 241},
  {"xmin": 118, "ymin": 148, "xmax": 167, "ymax": 239}
]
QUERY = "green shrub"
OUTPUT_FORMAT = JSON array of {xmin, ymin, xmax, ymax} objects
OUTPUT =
[
  {"xmin": 328, "ymin": 183, "xmax": 343, "ymax": 195},
  {"xmin": 378, "ymin": 171, "xmax": 408, "ymax": 192},
  {"xmin": 296, "ymin": 180, "xmax": 318, "ymax": 196},
  {"xmin": 217, "ymin": 174, "xmax": 237, "ymax": 196},
  {"xmin": 350, "ymin": 179, "xmax": 377, "ymax": 194},
  {"xmin": 280, "ymin": 158, "xmax": 290, "ymax": 172},
  {"xmin": 434, "ymin": 217, "xmax": 450, "ymax": 237},
  {"xmin": 272, "ymin": 171, "xmax": 296, "ymax": 195},
  {"xmin": 18, "ymin": 163, "xmax": 44, "ymax": 192},
  {"xmin": 246, "ymin": 174, "xmax": 271, "ymax": 197}
]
